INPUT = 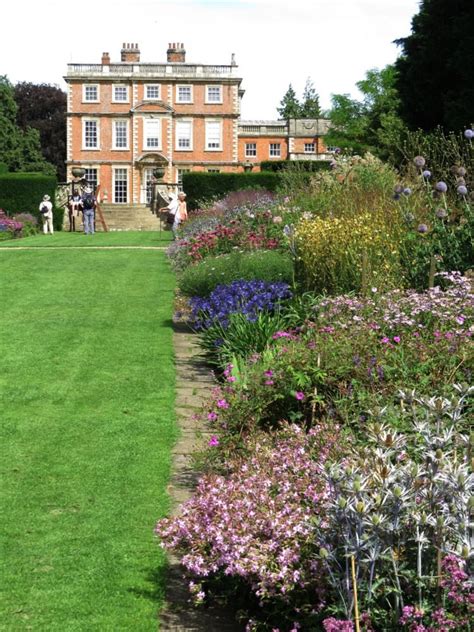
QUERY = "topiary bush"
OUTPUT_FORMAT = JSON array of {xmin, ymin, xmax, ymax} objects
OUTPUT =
[{"xmin": 178, "ymin": 250, "xmax": 294, "ymax": 297}]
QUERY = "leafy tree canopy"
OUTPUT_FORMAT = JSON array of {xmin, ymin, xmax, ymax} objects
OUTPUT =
[
  {"xmin": 0, "ymin": 76, "xmax": 55, "ymax": 174},
  {"xmin": 325, "ymin": 65, "xmax": 407, "ymax": 161},
  {"xmin": 14, "ymin": 82, "xmax": 67, "ymax": 180}
]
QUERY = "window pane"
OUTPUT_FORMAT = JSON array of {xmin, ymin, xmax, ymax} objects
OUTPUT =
[
  {"xmin": 144, "ymin": 119, "xmax": 160, "ymax": 149},
  {"xmin": 84, "ymin": 85, "xmax": 98, "ymax": 101},
  {"xmin": 176, "ymin": 121, "xmax": 192, "ymax": 149},
  {"xmin": 207, "ymin": 86, "xmax": 221, "ymax": 102},
  {"xmin": 269, "ymin": 143, "xmax": 281, "ymax": 157},
  {"xmin": 114, "ymin": 168, "xmax": 128, "ymax": 203},
  {"xmin": 146, "ymin": 85, "xmax": 160, "ymax": 99},
  {"xmin": 114, "ymin": 121, "xmax": 128, "ymax": 148},
  {"xmin": 304, "ymin": 143, "xmax": 315, "ymax": 153},
  {"xmin": 84, "ymin": 120, "xmax": 98, "ymax": 148},
  {"xmin": 206, "ymin": 121, "xmax": 221, "ymax": 149},
  {"xmin": 84, "ymin": 168, "xmax": 98, "ymax": 192},
  {"xmin": 245, "ymin": 143, "xmax": 256, "ymax": 157},
  {"xmin": 177, "ymin": 86, "xmax": 191, "ymax": 102},
  {"xmin": 114, "ymin": 86, "xmax": 127, "ymax": 101}
]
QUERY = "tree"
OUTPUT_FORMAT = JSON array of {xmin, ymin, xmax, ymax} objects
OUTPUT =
[
  {"xmin": 325, "ymin": 65, "xmax": 406, "ymax": 160},
  {"xmin": 277, "ymin": 84, "xmax": 301, "ymax": 119},
  {"xmin": 300, "ymin": 78, "xmax": 321, "ymax": 118},
  {"xmin": 14, "ymin": 82, "xmax": 67, "ymax": 180},
  {"xmin": 0, "ymin": 76, "xmax": 54, "ymax": 173},
  {"xmin": 395, "ymin": 0, "xmax": 474, "ymax": 131}
]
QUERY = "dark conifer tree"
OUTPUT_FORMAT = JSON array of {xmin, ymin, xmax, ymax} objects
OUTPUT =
[
  {"xmin": 277, "ymin": 84, "xmax": 301, "ymax": 119},
  {"xmin": 395, "ymin": 0, "xmax": 474, "ymax": 131}
]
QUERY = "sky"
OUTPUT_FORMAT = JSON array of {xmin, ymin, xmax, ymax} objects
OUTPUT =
[{"xmin": 2, "ymin": 0, "xmax": 421, "ymax": 119}]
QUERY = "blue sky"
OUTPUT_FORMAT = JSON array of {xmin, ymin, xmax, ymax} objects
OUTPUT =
[{"xmin": 2, "ymin": 0, "xmax": 421, "ymax": 119}]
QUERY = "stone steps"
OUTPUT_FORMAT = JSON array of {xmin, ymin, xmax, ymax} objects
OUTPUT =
[{"xmin": 65, "ymin": 204, "xmax": 168, "ymax": 232}]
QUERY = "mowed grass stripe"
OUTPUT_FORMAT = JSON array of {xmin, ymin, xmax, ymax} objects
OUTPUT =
[{"xmin": 0, "ymin": 248, "xmax": 177, "ymax": 631}]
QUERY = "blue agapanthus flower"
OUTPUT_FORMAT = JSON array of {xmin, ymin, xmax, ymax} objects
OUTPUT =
[{"xmin": 190, "ymin": 279, "xmax": 292, "ymax": 330}]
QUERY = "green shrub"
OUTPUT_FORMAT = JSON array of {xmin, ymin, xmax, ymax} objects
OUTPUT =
[
  {"xmin": 182, "ymin": 172, "xmax": 281, "ymax": 209},
  {"xmin": 260, "ymin": 159, "xmax": 331, "ymax": 172},
  {"xmin": 0, "ymin": 172, "xmax": 61, "ymax": 230},
  {"xmin": 0, "ymin": 163, "xmax": 8, "ymax": 174},
  {"xmin": 178, "ymin": 250, "xmax": 294, "ymax": 297}
]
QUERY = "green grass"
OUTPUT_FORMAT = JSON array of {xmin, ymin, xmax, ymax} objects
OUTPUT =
[
  {"xmin": 0, "ymin": 241, "xmax": 177, "ymax": 630},
  {"xmin": 0, "ymin": 231, "xmax": 173, "ymax": 248}
]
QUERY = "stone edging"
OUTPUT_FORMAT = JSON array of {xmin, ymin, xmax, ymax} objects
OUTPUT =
[{"xmin": 159, "ymin": 324, "xmax": 241, "ymax": 632}]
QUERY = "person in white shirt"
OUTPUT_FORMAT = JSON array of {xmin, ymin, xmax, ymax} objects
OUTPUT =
[{"xmin": 39, "ymin": 194, "xmax": 54, "ymax": 234}]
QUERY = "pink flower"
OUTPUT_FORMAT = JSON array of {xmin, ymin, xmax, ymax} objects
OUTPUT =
[
  {"xmin": 381, "ymin": 336, "xmax": 391, "ymax": 344},
  {"xmin": 208, "ymin": 435, "xmax": 219, "ymax": 447},
  {"xmin": 217, "ymin": 399, "xmax": 229, "ymax": 409},
  {"xmin": 227, "ymin": 376, "xmax": 236, "ymax": 383},
  {"xmin": 207, "ymin": 411, "xmax": 218, "ymax": 422},
  {"xmin": 295, "ymin": 391, "xmax": 305, "ymax": 401},
  {"xmin": 456, "ymin": 316, "xmax": 465, "ymax": 325},
  {"xmin": 393, "ymin": 336, "xmax": 401, "ymax": 343},
  {"xmin": 264, "ymin": 370, "xmax": 274, "ymax": 377},
  {"xmin": 265, "ymin": 380, "xmax": 274, "ymax": 386}
]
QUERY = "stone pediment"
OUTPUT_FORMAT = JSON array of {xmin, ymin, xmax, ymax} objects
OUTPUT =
[
  {"xmin": 135, "ymin": 152, "xmax": 169, "ymax": 165},
  {"xmin": 131, "ymin": 100, "xmax": 174, "ymax": 114}
]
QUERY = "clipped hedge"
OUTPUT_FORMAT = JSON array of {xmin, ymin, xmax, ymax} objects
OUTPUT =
[
  {"xmin": 182, "ymin": 172, "xmax": 281, "ymax": 209},
  {"xmin": 178, "ymin": 249, "xmax": 294, "ymax": 297},
  {"xmin": 0, "ymin": 173, "xmax": 62, "ymax": 230},
  {"xmin": 260, "ymin": 160, "xmax": 332, "ymax": 172}
]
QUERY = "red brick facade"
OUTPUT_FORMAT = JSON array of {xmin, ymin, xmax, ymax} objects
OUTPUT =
[{"xmin": 65, "ymin": 44, "xmax": 331, "ymax": 203}]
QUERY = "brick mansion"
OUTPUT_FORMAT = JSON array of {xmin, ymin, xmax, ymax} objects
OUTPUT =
[{"xmin": 65, "ymin": 43, "xmax": 331, "ymax": 205}]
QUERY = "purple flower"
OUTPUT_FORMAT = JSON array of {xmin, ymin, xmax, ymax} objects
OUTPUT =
[
  {"xmin": 264, "ymin": 370, "xmax": 274, "ymax": 377},
  {"xmin": 436, "ymin": 181, "xmax": 448, "ymax": 193},
  {"xmin": 295, "ymin": 391, "xmax": 305, "ymax": 401},
  {"xmin": 217, "ymin": 399, "xmax": 229, "ymax": 409},
  {"xmin": 207, "ymin": 411, "xmax": 218, "ymax": 421},
  {"xmin": 381, "ymin": 336, "xmax": 391, "ymax": 344},
  {"xmin": 208, "ymin": 435, "xmax": 219, "ymax": 447},
  {"xmin": 393, "ymin": 335, "xmax": 401, "ymax": 343},
  {"xmin": 403, "ymin": 187, "xmax": 412, "ymax": 196},
  {"xmin": 413, "ymin": 155, "xmax": 426, "ymax": 168},
  {"xmin": 264, "ymin": 379, "xmax": 274, "ymax": 386},
  {"xmin": 464, "ymin": 129, "xmax": 474, "ymax": 139},
  {"xmin": 417, "ymin": 223, "xmax": 429, "ymax": 233},
  {"xmin": 457, "ymin": 184, "xmax": 468, "ymax": 196},
  {"xmin": 422, "ymin": 169, "xmax": 432, "ymax": 179}
]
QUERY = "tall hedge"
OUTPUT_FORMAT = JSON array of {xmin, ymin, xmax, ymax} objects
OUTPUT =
[
  {"xmin": 260, "ymin": 159, "xmax": 332, "ymax": 172},
  {"xmin": 0, "ymin": 173, "xmax": 62, "ymax": 230},
  {"xmin": 182, "ymin": 172, "xmax": 281, "ymax": 209}
]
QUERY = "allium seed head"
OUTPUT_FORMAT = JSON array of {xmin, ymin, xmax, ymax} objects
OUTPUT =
[
  {"xmin": 414, "ymin": 155, "xmax": 426, "ymax": 168},
  {"xmin": 436, "ymin": 208, "xmax": 447, "ymax": 219},
  {"xmin": 422, "ymin": 170, "xmax": 431, "ymax": 179},
  {"xmin": 435, "ymin": 181, "xmax": 448, "ymax": 193},
  {"xmin": 457, "ymin": 185, "xmax": 468, "ymax": 196},
  {"xmin": 464, "ymin": 129, "xmax": 474, "ymax": 139},
  {"xmin": 417, "ymin": 223, "xmax": 429, "ymax": 233}
]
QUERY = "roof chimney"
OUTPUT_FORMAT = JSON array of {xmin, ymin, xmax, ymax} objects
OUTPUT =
[
  {"xmin": 167, "ymin": 42, "xmax": 186, "ymax": 63},
  {"xmin": 121, "ymin": 42, "xmax": 140, "ymax": 63},
  {"xmin": 101, "ymin": 52, "xmax": 110, "ymax": 65}
]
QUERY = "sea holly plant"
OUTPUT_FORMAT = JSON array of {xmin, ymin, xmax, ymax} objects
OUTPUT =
[{"xmin": 318, "ymin": 386, "xmax": 473, "ymax": 628}]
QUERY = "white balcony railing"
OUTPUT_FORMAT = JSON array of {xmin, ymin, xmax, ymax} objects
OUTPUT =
[{"xmin": 66, "ymin": 63, "xmax": 238, "ymax": 79}]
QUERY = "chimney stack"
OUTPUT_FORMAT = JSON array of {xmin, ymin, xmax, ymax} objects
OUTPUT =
[
  {"xmin": 121, "ymin": 42, "xmax": 140, "ymax": 63},
  {"xmin": 167, "ymin": 42, "xmax": 186, "ymax": 63},
  {"xmin": 101, "ymin": 52, "xmax": 110, "ymax": 65}
]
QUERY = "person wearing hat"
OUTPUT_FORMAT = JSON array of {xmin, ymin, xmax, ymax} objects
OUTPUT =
[{"xmin": 39, "ymin": 194, "xmax": 54, "ymax": 234}]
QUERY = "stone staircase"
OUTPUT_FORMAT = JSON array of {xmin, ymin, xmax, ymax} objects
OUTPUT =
[{"xmin": 96, "ymin": 204, "xmax": 165, "ymax": 231}]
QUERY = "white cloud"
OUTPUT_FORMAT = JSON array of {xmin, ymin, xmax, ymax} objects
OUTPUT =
[{"xmin": 1, "ymin": 0, "xmax": 420, "ymax": 118}]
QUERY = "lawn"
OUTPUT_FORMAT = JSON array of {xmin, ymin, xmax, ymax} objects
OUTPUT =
[
  {"xmin": 0, "ymin": 231, "xmax": 173, "ymax": 248},
  {"xmin": 0, "ymin": 241, "xmax": 177, "ymax": 630}
]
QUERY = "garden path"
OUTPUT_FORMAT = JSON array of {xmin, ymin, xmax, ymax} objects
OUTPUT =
[{"xmin": 160, "ymin": 324, "xmax": 242, "ymax": 632}]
